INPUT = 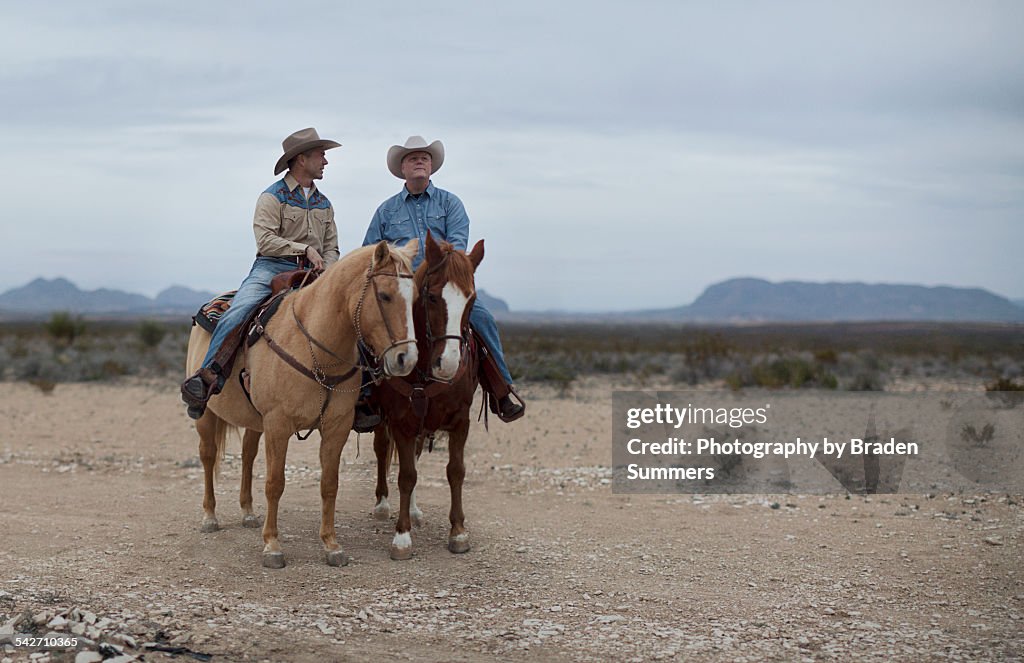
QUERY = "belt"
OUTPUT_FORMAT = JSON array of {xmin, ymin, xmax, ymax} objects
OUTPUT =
[{"xmin": 258, "ymin": 253, "xmax": 306, "ymax": 266}]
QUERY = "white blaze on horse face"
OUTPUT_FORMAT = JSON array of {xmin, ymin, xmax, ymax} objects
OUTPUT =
[
  {"xmin": 436, "ymin": 282, "xmax": 470, "ymax": 380},
  {"xmin": 384, "ymin": 276, "xmax": 418, "ymax": 376}
]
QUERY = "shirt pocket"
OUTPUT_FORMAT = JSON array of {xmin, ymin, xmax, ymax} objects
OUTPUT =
[
  {"xmin": 280, "ymin": 206, "xmax": 307, "ymax": 238},
  {"xmin": 382, "ymin": 211, "xmax": 414, "ymax": 242},
  {"xmin": 426, "ymin": 213, "xmax": 447, "ymax": 242},
  {"xmin": 311, "ymin": 208, "xmax": 332, "ymax": 240}
]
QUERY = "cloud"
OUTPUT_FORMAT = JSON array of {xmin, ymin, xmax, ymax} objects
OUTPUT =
[{"xmin": 0, "ymin": 0, "xmax": 1022, "ymax": 310}]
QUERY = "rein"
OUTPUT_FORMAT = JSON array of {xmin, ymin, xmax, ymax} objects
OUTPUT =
[
  {"xmin": 355, "ymin": 264, "xmax": 417, "ymax": 384},
  {"xmin": 419, "ymin": 252, "xmax": 469, "ymax": 363},
  {"xmin": 257, "ymin": 256, "xmax": 415, "ymax": 437},
  {"xmin": 382, "ymin": 250, "xmax": 474, "ymax": 438}
]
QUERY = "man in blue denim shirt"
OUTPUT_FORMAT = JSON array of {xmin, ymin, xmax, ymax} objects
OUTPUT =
[
  {"xmin": 181, "ymin": 128, "xmax": 372, "ymax": 423},
  {"xmin": 363, "ymin": 136, "xmax": 524, "ymax": 422}
]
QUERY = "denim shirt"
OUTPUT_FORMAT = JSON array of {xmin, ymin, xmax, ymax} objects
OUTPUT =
[{"xmin": 362, "ymin": 182, "xmax": 469, "ymax": 269}]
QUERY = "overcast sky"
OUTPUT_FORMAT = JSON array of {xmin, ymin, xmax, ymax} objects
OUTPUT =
[{"xmin": 1, "ymin": 1, "xmax": 1021, "ymax": 311}]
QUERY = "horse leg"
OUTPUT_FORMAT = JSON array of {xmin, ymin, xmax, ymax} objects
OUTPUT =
[
  {"xmin": 239, "ymin": 429, "xmax": 261, "ymax": 528},
  {"xmin": 372, "ymin": 427, "xmax": 391, "ymax": 520},
  {"xmin": 197, "ymin": 411, "xmax": 221, "ymax": 533},
  {"xmin": 260, "ymin": 427, "xmax": 290, "ymax": 568},
  {"xmin": 390, "ymin": 435, "xmax": 418, "ymax": 560},
  {"xmin": 409, "ymin": 452, "xmax": 424, "ymax": 528},
  {"xmin": 318, "ymin": 419, "xmax": 350, "ymax": 567},
  {"xmin": 447, "ymin": 419, "xmax": 471, "ymax": 554}
]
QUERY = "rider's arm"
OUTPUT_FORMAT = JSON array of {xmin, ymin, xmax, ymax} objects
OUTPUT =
[
  {"xmin": 362, "ymin": 205, "xmax": 385, "ymax": 246},
  {"xmin": 321, "ymin": 206, "xmax": 340, "ymax": 266},
  {"xmin": 444, "ymin": 193, "xmax": 469, "ymax": 253}
]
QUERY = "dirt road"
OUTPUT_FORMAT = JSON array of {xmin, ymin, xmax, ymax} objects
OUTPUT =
[{"xmin": 1, "ymin": 380, "xmax": 1021, "ymax": 662}]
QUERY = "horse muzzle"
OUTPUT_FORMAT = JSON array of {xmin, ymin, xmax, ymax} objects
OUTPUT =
[{"xmin": 383, "ymin": 340, "xmax": 418, "ymax": 377}]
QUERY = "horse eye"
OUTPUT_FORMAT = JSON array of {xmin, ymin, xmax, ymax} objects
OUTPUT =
[{"xmin": 378, "ymin": 293, "xmax": 392, "ymax": 303}]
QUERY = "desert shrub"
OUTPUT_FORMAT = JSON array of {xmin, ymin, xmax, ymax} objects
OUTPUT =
[
  {"xmin": 510, "ymin": 355, "xmax": 577, "ymax": 394},
  {"xmin": 28, "ymin": 378, "xmax": 56, "ymax": 394},
  {"xmin": 45, "ymin": 312, "xmax": 86, "ymax": 345},
  {"xmin": 138, "ymin": 320, "xmax": 167, "ymax": 348},
  {"xmin": 727, "ymin": 355, "xmax": 837, "ymax": 390},
  {"xmin": 846, "ymin": 371, "xmax": 885, "ymax": 391},
  {"xmin": 814, "ymin": 348, "xmax": 838, "ymax": 365},
  {"xmin": 986, "ymin": 377, "xmax": 1024, "ymax": 391}
]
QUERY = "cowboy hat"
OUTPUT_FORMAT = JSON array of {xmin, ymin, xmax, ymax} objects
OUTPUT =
[
  {"xmin": 274, "ymin": 127, "xmax": 341, "ymax": 175},
  {"xmin": 387, "ymin": 135, "xmax": 445, "ymax": 179}
]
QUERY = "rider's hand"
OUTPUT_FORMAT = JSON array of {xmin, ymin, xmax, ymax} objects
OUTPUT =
[{"xmin": 305, "ymin": 246, "xmax": 325, "ymax": 272}]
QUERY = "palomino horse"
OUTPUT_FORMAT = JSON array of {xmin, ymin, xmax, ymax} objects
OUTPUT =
[
  {"xmin": 371, "ymin": 233, "xmax": 484, "ymax": 560},
  {"xmin": 185, "ymin": 241, "xmax": 419, "ymax": 568}
]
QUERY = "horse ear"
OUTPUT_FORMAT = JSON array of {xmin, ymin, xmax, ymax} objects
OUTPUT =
[
  {"xmin": 468, "ymin": 239, "xmax": 484, "ymax": 270},
  {"xmin": 372, "ymin": 240, "xmax": 389, "ymax": 268},
  {"xmin": 425, "ymin": 231, "xmax": 442, "ymax": 265}
]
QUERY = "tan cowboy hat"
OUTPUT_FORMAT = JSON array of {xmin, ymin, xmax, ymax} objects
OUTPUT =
[
  {"xmin": 274, "ymin": 127, "xmax": 341, "ymax": 175},
  {"xmin": 387, "ymin": 135, "xmax": 445, "ymax": 179}
]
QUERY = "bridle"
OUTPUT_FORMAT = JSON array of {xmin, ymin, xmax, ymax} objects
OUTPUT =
[
  {"xmin": 418, "ymin": 251, "xmax": 472, "ymax": 385},
  {"xmin": 354, "ymin": 262, "xmax": 417, "ymax": 384},
  {"xmin": 252, "ymin": 255, "xmax": 416, "ymax": 438}
]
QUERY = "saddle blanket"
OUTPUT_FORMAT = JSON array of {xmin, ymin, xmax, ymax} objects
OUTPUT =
[{"xmin": 193, "ymin": 291, "xmax": 237, "ymax": 333}]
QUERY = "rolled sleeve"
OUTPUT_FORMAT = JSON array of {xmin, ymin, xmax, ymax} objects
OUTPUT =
[{"xmin": 253, "ymin": 192, "xmax": 307, "ymax": 257}]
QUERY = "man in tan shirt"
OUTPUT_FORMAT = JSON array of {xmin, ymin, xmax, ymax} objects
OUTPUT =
[{"xmin": 181, "ymin": 127, "xmax": 343, "ymax": 420}]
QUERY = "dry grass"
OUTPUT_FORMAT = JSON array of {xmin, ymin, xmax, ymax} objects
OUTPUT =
[{"xmin": 1, "ymin": 319, "xmax": 1022, "ymax": 393}]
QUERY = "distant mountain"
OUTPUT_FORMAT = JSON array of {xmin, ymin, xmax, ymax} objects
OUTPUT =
[
  {"xmin": 0, "ymin": 278, "xmax": 217, "ymax": 315},
  {"xmin": 154, "ymin": 285, "xmax": 223, "ymax": 310},
  {"xmin": 477, "ymin": 289, "xmax": 508, "ymax": 313},
  {"xmin": 0, "ymin": 278, "xmax": 511, "ymax": 317},
  {"xmin": 1013, "ymin": 298, "xmax": 1024, "ymax": 309},
  {"xmin": 641, "ymin": 278, "xmax": 1024, "ymax": 322}
]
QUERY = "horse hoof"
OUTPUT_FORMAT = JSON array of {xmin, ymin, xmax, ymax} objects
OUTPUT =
[
  {"xmin": 390, "ymin": 545, "xmax": 413, "ymax": 561},
  {"xmin": 372, "ymin": 503, "xmax": 391, "ymax": 521},
  {"xmin": 242, "ymin": 514, "xmax": 261, "ymax": 528},
  {"xmin": 448, "ymin": 534, "xmax": 471, "ymax": 554},
  {"xmin": 325, "ymin": 550, "xmax": 349, "ymax": 567},
  {"xmin": 262, "ymin": 552, "xmax": 286, "ymax": 569},
  {"xmin": 200, "ymin": 519, "xmax": 219, "ymax": 533}
]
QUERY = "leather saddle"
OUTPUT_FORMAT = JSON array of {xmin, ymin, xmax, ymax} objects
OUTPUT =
[{"xmin": 191, "ymin": 269, "xmax": 318, "ymax": 379}]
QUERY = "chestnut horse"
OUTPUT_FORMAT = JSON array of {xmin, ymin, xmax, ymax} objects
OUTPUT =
[
  {"xmin": 371, "ymin": 233, "xmax": 484, "ymax": 560},
  {"xmin": 185, "ymin": 241, "xmax": 419, "ymax": 568}
]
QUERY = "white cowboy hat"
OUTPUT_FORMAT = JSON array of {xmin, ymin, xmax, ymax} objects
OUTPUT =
[
  {"xmin": 387, "ymin": 135, "xmax": 445, "ymax": 179},
  {"xmin": 274, "ymin": 127, "xmax": 341, "ymax": 175}
]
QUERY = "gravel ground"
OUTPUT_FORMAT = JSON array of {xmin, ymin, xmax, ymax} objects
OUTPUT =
[{"xmin": 0, "ymin": 380, "xmax": 1021, "ymax": 662}]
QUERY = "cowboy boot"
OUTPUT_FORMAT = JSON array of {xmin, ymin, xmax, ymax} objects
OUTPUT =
[
  {"xmin": 495, "ymin": 386, "xmax": 526, "ymax": 422},
  {"xmin": 181, "ymin": 367, "xmax": 224, "ymax": 420},
  {"xmin": 352, "ymin": 380, "xmax": 381, "ymax": 433}
]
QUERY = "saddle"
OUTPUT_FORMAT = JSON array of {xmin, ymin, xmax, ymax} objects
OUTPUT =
[{"xmin": 191, "ymin": 269, "xmax": 318, "ymax": 380}]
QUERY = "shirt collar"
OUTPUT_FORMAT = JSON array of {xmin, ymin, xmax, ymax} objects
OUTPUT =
[
  {"xmin": 400, "ymin": 180, "xmax": 435, "ymax": 201},
  {"xmin": 284, "ymin": 172, "xmax": 317, "ymax": 194}
]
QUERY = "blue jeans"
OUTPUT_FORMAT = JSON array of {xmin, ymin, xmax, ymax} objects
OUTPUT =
[
  {"xmin": 470, "ymin": 301, "xmax": 513, "ymax": 384},
  {"xmin": 201, "ymin": 257, "xmax": 303, "ymax": 371}
]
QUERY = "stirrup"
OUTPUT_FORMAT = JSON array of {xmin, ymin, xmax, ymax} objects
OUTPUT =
[
  {"xmin": 352, "ymin": 401, "xmax": 381, "ymax": 433},
  {"xmin": 491, "ymin": 387, "xmax": 526, "ymax": 423},
  {"xmin": 181, "ymin": 368, "xmax": 223, "ymax": 407}
]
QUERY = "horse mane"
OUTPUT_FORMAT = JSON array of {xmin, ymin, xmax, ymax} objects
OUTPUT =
[
  {"xmin": 420, "ymin": 240, "xmax": 475, "ymax": 292},
  {"xmin": 388, "ymin": 241, "xmax": 417, "ymax": 274},
  {"xmin": 343, "ymin": 240, "xmax": 417, "ymax": 274}
]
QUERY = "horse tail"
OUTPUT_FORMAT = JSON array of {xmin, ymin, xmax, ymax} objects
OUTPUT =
[
  {"xmin": 210, "ymin": 415, "xmax": 237, "ymax": 479},
  {"xmin": 384, "ymin": 427, "xmax": 399, "ymax": 475},
  {"xmin": 391, "ymin": 433, "xmax": 399, "ymax": 471}
]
